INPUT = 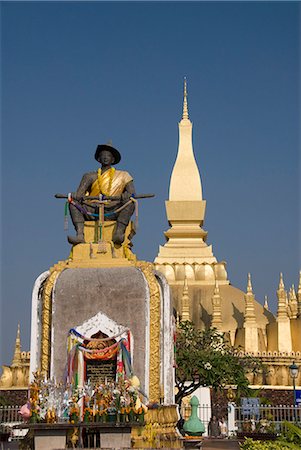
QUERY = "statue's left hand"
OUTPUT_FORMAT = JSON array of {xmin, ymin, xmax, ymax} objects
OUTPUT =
[{"xmin": 121, "ymin": 191, "xmax": 132, "ymax": 202}]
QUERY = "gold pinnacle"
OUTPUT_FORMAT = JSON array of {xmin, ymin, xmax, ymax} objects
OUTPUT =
[
  {"xmin": 182, "ymin": 77, "xmax": 189, "ymax": 120},
  {"xmin": 247, "ymin": 273, "xmax": 253, "ymax": 293},
  {"xmin": 264, "ymin": 295, "xmax": 269, "ymax": 310},
  {"xmin": 279, "ymin": 272, "xmax": 285, "ymax": 290}
]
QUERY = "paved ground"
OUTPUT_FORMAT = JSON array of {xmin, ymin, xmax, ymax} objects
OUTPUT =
[{"xmin": 202, "ymin": 438, "xmax": 240, "ymax": 449}]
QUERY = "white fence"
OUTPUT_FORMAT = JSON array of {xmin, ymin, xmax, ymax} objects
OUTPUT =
[
  {"xmin": 1, "ymin": 403, "xmax": 301, "ymax": 440},
  {"xmin": 234, "ymin": 404, "xmax": 301, "ymax": 434},
  {"xmin": 182, "ymin": 403, "xmax": 301, "ymax": 436},
  {"xmin": 0, "ymin": 406, "xmax": 27, "ymax": 441},
  {"xmin": 0, "ymin": 406, "xmax": 22, "ymax": 424}
]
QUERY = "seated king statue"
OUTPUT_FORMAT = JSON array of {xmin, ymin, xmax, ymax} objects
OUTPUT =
[{"xmin": 67, "ymin": 142, "xmax": 135, "ymax": 246}]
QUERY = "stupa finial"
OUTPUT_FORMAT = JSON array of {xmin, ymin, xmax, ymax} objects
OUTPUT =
[
  {"xmin": 12, "ymin": 323, "xmax": 21, "ymax": 367},
  {"xmin": 291, "ymin": 284, "xmax": 297, "ymax": 300},
  {"xmin": 247, "ymin": 273, "xmax": 253, "ymax": 293},
  {"xmin": 181, "ymin": 276, "xmax": 190, "ymax": 321},
  {"xmin": 214, "ymin": 279, "xmax": 220, "ymax": 295},
  {"xmin": 279, "ymin": 272, "xmax": 285, "ymax": 290},
  {"xmin": 264, "ymin": 295, "xmax": 269, "ymax": 310},
  {"xmin": 211, "ymin": 280, "xmax": 222, "ymax": 329},
  {"xmin": 182, "ymin": 77, "xmax": 189, "ymax": 120}
]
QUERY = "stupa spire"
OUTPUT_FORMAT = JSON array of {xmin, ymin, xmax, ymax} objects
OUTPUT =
[
  {"xmin": 279, "ymin": 272, "xmax": 285, "ymax": 290},
  {"xmin": 288, "ymin": 284, "xmax": 298, "ymax": 318},
  {"xmin": 155, "ymin": 81, "xmax": 222, "ymax": 278},
  {"xmin": 298, "ymin": 270, "xmax": 301, "ymax": 316},
  {"xmin": 243, "ymin": 275, "xmax": 258, "ymax": 351},
  {"xmin": 181, "ymin": 277, "xmax": 190, "ymax": 321},
  {"xmin": 247, "ymin": 273, "xmax": 253, "ymax": 293},
  {"xmin": 168, "ymin": 78, "xmax": 203, "ymax": 201},
  {"xmin": 211, "ymin": 280, "xmax": 222, "ymax": 330},
  {"xmin": 276, "ymin": 272, "xmax": 292, "ymax": 351},
  {"xmin": 182, "ymin": 77, "xmax": 189, "ymax": 120},
  {"xmin": 244, "ymin": 274, "xmax": 256, "ymax": 323},
  {"xmin": 277, "ymin": 273, "xmax": 288, "ymax": 319},
  {"xmin": 12, "ymin": 324, "xmax": 21, "ymax": 367},
  {"xmin": 264, "ymin": 295, "xmax": 269, "ymax": 310}
]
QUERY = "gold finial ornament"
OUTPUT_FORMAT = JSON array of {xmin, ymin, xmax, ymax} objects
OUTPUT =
[
  {"xmin": 182, "ymin": 77, "xmax": 189, "ymax": 120},
  {"xmin": 288, "ymin": 284, "xmax": 298, "ymax": 319},
  {"xmin": 214, "ymin": 279, "xmax": 220, "ymax": 295},
  {"xmin": 181, "ymin": 276, "xmax": 190, "ymax": 321},
  {"xmin": 244, "ymin": 275, "xmax": 256, "ymax": 323},
  {"xmin": 12, "ymin": 324, "xmax": 21, "ymax": 367},
  {"xmin": 211, "ymin": 280, "xmax": 222, "ymax": 329},
  {"xmin": 264, "ymin": 295, "xmax": 269, "ymax": 310},
  {"xmin": 227, "ymin": 387, "xmax": 235, "ymax": 402},
  {"xmin": 247, "ymin": 273, "xmax": 253, "ymax": 293},
  {"xmin": 291, "ymin": 285, "xmax": 297, "ymax": 301},
  {"xmin": 276, "ymin": 272, "xmax": 292, "ymax": 351},
  {"xmin": 298, "ymin": 270, "xmax": 301, "ymax": 316},
  {"xmin": 277, "ymin": 272, "xmax": 288, "ymax": 320},
  {"xmin": 279, "ymin": 272, "xmax": 285, "ymax": 290}
]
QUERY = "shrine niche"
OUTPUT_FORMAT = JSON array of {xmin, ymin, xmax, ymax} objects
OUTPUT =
[
  {"xmin": 84, "ymin": 331, "xmax": 117, "ymax": 386},
  {"xmin": 67, "ymin": 326, "xmax": 134, "ymax": 389}
]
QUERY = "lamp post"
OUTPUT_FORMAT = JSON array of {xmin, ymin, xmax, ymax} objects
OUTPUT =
[{"xmin": 289, "ymin": 361, "xmax": 299, "ymax": 422}]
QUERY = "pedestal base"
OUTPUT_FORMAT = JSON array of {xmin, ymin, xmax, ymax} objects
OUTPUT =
[{"xmin": 69, "ymin": 221, "xmax": 136, "ymax": 267}]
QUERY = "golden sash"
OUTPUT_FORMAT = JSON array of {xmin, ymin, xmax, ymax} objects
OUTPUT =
[{"xmin": 89, "ymin": 168, "xmax": 133, "ymax": 197}]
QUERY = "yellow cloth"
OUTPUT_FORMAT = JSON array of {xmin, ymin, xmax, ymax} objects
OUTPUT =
[{"xmin": 89, "ymin": 168, "xmax": 133, "ymax": 197}]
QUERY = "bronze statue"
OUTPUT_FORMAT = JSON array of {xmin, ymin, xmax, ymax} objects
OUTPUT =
[{"xmin": 67, "ymin": 143, "xmax": 136, "ymax": 246}]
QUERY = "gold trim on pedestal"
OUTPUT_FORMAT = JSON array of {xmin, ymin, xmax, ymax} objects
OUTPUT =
[
  {"xmin": 136, "ymin": 261, "xmax": 161, "ymax": 403},
  {"xmin": 40, "ymin": 261, "xmax": 67, "ymax": 375}
]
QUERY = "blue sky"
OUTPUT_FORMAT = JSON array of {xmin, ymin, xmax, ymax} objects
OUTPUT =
[{"xmin": 1, "ymin": 2, "xmax": 300, "ymax": 368}]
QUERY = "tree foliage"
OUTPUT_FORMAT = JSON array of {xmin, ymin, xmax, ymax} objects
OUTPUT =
[{"xmin": 175, "ymin": 321, "xmax": 262, "ymax": 405}]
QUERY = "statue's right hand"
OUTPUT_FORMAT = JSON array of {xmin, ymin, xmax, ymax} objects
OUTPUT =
[{"xmin": 71, "ymin": 192, "xmax": 82, "ymax": 202}]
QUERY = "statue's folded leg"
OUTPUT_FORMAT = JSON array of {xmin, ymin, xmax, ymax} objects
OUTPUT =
[
  {"xmin": 109, "ymin": 202, "xmax": 135, "ymax": 246},
  {"xmin": 68, "ymin": 203, "xmax": 95, "ymax": 245}
]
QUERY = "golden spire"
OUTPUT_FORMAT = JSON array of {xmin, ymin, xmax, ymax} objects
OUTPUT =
[
  {"xmin": 214, "ymin": 279, "xmax": 220, "ymax": 296},
  {"xmin": 279, "ymin": 272, "xmax": 285, "ymax": 290},
  {"xmin": 264, "ymin": 295, "xmax": 269, "ymax": 310},
  {"xmin": 247, "ymin": 273, "xmax": 253, "ymax": 293},
  {"xmin": 290, "ymin": 285, "xmax": 297, "ymax": 301},
  {"xmin": 243, "ymin": 274, "xmax": 258, "ymax": 351},
  {"xmin": 155, "ymin": 81, "xmax": 217, "ymax": 268},
  {"xmin": 277, "ymin": 272, "xmax": 288, "ymax": 319},
  {"xmin": 244, "ymin": 274, "xmax": 256, "ymax": 323},
  {"xmin": 288, "ymin": 284, "xmax": 298, "ymax": 319},
  {"xmin": 181, "ymin": 277, "xmax": 190, "ymax": 321},
  {"xmin": 182, "ymin": 77, "xmax": 189, "ymax": 120},
  {"xmin": 11, "ymin": 324, "xmax": 21, "ymax": 367},
  {"xmin": 298, "ymin": 270, "xmax": 301, "ymax": 317},
  {"xmin": 168, "ymin": 78, "xmax": 203, "ymax": 201},
  {"xmin": 211, "ymin": 280, "xmax": 222, "ymax": 329}
]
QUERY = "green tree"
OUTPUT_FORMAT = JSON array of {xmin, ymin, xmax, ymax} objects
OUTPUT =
[{"xmin": 175, "ymin": 321, "xmax": 261, "ymax": 406}]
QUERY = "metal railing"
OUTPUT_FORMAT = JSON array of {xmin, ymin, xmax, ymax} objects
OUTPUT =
[
  {"xmin": 235, "ymin": 404, "xmax": 301, "ymax": 434},
  {"xmin": 1, "ymin": 403, "xmax": 301, "ymax": 441},
  {"xmin": 0, "ymin": 406, "xmax": 27, "ymax": 441},
  {"xmin": 0, "ymin": 406, "xmax": 22, "ymax": 424},
  {"xmin": 182, "ymin": 403, "xmax": 301, "ymax": 436}
]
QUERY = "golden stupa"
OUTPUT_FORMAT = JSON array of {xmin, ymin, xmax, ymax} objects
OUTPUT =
[{"xmin": 154, "ymin": 80, "xmax": 301, "ymax": 388}]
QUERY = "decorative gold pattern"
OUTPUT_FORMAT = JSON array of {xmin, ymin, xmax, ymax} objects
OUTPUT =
[
  {"xmin": 131, "ymin": 405, "xmax": 181, "ymax": 448},
  {"xmin": 40, "ymin": 261, "xmax": 67, "ymax": 375},
  {"xmin": 136, "ymin": 261, "xmax": 161, "ymax": 403}
]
